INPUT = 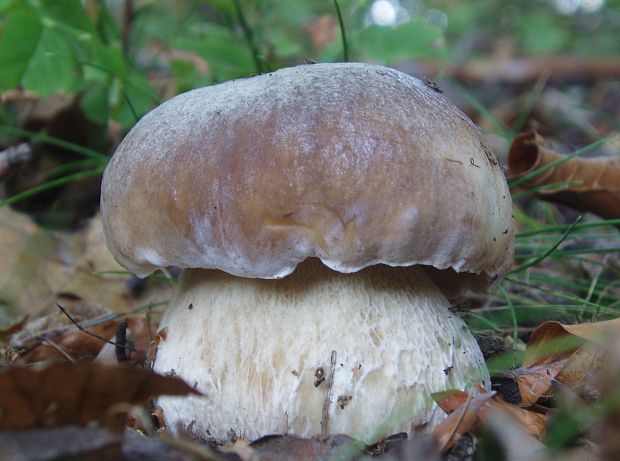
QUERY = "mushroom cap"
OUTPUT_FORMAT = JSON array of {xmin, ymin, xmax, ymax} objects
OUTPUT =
[{"xmin": 101, "ymin": 62, "xmax": 514, "ymax": 288}]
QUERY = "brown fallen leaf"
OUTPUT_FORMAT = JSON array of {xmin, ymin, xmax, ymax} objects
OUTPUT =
[
  {"xmin": 508, "ymin": 130, "xmax": 620, "ymax": 220},
  {"xmin": 433, "ymin": 388, "xmax": 547, "ymax": 444},
  {"xmin": 0, "ymin": 362, "xmax": 199, "ymax": 432},
  {"xmin": 516, "ymin": 318, "xmax": 620, "ymax": 406},
  {"xmin": 431, "ymin": 391, "xmax": 494, "ymax": 452},
  {"xmin": 0, "ymin": 209, "xmax": 173, "ymax": 329}
]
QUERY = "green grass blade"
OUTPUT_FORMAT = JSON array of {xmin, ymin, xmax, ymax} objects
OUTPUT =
[
  {"xmin": 0, "ymin": 126, "xmax": 108, "ymax": 161},
  {"xmin": 463, "ymin": 310, "xmax": 502, "ymax": 332},
  {"xmin": 511, "ymin": 216, "xmax": 582, "ymax": 274},
  {"xmin": 0, "ymin": 166, "xmax": 105, "ymax": 207},
  {"xmin": 513, "ymin": 72, "xmax": 549, "ymax": 133},
  {"xmin": 516, "ymin": 219, "xmax": 620, "ymax": 237},
  {"xmin": 548, "ymin": 246, "xmax": 620, "ymax": 259},
  {"xmin": 122, "ymin": 88, "xmax": 139, "ymax": 123},
  {"xmin": 232, "ymin": 0, "xmax": 263, "ymax": 74},
  {"xmin": 512, "ymin": 179, "xmax": 583, "ymax": 200},
  {"xmin": 43, "ymin": 159, "xmax": 104, "ymax": 179},
  {"xmin": 499, "ymin": 285, "xmax": 519, "ymax": 343},
  {"xmin": 333, "ymin": 0, "xmax": 349, "ymax": 62}
]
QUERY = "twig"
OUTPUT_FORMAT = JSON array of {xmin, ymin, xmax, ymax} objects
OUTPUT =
[
  {"xmin": 321, "ymin": 350, "xmax": 337, "ymax": 436},
  {"xmin": 41, "ymin": 338, "xmax": 76, "ymax": 363},
  {"xmin": 115, "ymin": 321, "xmax": 129, "ymax": 363},
  {"xmin": 11, "ymin": 300, "xmax": 168, "ymax": 352},
  {"xmin": 56, "ymin": 303, "xmax": 139, "ymax": 354}
]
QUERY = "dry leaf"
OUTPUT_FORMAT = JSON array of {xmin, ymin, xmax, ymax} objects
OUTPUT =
[
  {"xmin": 486, "ymin": 394, "xmax": 547, "ymax": 439},
  {"xmin": 434, "ymin": 388, "xmax": 547, "ymax": 442},
  {"xmin": 517, "ymin": 318, "xmax": 620, "ymax": 405},
  {"xmin": 508, "ymin": 130, "xmax": 620, "ymax": 220},
  {"xmin": 0, "ymin": 210, "xmax": 128, "ymax": 323},
  {"xmin": 24, "ymin": 320, "xmax": 119, "ymax": 363},
  {"xmin": 0, "ymin": 362, "xmax": 199, "ymax": 431},
  {"xmin": 431, "ymin": 391, "xmax": 494, "ymax": 452},
  {"xmin": 0, "ymin": 210, "xmax": 173, "ymax": 327}
]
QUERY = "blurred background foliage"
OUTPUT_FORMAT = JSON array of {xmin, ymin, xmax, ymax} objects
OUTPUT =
[{"xmin": 1, "ymin": 0, "xmax": 619, "ymax": 129}]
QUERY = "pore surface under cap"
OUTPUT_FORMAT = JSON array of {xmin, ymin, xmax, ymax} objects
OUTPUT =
[{"xmin": 101, "ymin": 62, "xmax": 513, "ymax": 283}]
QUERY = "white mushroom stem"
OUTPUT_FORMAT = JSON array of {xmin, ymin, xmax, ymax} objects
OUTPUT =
[{"xmin": 154, "ymin": 260, "xmax": 489, "ymax": 444}]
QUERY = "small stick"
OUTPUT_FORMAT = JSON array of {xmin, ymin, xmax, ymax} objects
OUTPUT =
[
  {"xmin": 41, "ymin": 338, "xmax": 76, "ymax": 363},
  {"xmin": 115, "ymin": 321, "xmax": 129, "ymax": 363},
  {"xmin": 12, "ymin": 300, "xmax": 167, "ymax": 352},
  {"xmin": 320, "ymin": 350, "xmax": 337, "ymax": 436},
  {"xmin": 56, "ymin": 303, "xmax": 139, "ymax": 354}
]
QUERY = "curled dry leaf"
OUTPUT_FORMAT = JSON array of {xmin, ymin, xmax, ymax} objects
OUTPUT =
[
  {"xmin": 431, "ymin": 390, "xmax": 495, "ymax": 452},
  {"xmin": 516, "ymin": 318, "xmax": 620, "ymax": 406},
  {"xmin": 508, "ymin": 130, "xmax": 620, "ymax": 220},
  {"xmin": 433, "ymin": 387, "xmax": 547, "ymax": 450},
  {"xmin": 0, "ymin": 362, "xmax": 200, "ymax": 432}
]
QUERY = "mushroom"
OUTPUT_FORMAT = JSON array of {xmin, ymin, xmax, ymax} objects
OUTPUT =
[{"xmin": 101, "ymin": 63, "xmax": 514, "ymax": 443}]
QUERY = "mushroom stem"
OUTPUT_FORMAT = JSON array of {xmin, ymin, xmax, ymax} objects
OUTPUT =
[{"xmin": 154, "ymin": 259, "xmax": 489, "ymax": 443}]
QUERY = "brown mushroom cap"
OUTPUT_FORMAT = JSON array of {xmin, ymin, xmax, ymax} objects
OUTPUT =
[{"xmin": 101, "ymin": 62, "xmax": 513, "ymax": 288}]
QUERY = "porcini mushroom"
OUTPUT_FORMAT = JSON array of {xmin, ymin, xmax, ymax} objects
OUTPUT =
[{"xmin": 101, "ymin": 63, "xmax": 514, "ymax": 443}]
